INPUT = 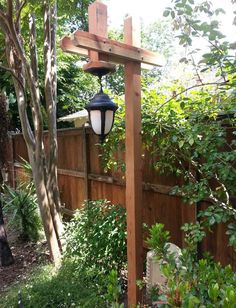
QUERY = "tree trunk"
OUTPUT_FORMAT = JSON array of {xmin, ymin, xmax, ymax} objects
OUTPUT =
[
  {"xmin": 0, "ymin": 199, "xmax": 14, "ymax": 266},
  {"xmin": 0, "ymin": 1, "xmax": 63, "ymax": 264},
  {"xmin": 33, "ymin": 160, "xmax": 61, "ymax": 264}
]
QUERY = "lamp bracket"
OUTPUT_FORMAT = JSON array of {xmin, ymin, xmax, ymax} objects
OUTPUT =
[{"xmin": 83, "ymin": 60, "xmax": 116, "ymax": 77}]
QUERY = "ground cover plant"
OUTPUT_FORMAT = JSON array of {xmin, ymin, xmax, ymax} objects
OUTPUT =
[
  {"xmin": 1, "ymin": 159, "xmax": 42, "ymax": 243},
  {"xmin": 1, "ymin": 261, "xmax": 108, "ymax": 308},
  {"xmin": 1, "ymin": 200, "xmax": 127, "ymax": 307}
]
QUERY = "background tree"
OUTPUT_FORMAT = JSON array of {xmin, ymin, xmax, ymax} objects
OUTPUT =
[
  {"xmin": 0, "ymin": 0, "xmax": 93, "ymax": 263},
  {"xmin": 0, "ymin": 92, "xmax": 14, "ymax": 267}
]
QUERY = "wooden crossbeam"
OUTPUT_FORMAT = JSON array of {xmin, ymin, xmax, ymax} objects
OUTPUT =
[
  {"xmin": 72, "ymin": 30, "xmax": 163, "ymax": 66},
  {"xmin": 60, "ymin": 36, "xmax": 88, "ymax": 57},
  {"xmin": 60, "ymin": 36, "xmax": 159, "ymax": 70}
]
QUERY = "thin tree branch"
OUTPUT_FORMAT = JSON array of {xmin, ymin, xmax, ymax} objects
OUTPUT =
[
  {"xmin": 16, "ymin": 0, "xmax": 26, "ymax": 28},
  {"xmin": 0, "ymin": 64, "xmax": 24, "ymax": 90},
  {"xmin": 155, "ymin": 81, "xmax": 228, "ymax": 114},
  {"xmin": 44, "ymin": 0, "xmax": 57, "ymax": 173},
  {"xmin": 190, "ymin": 54, "xmax": 203, "ymax": 85},
  {"xmin": 214, "ymin": 173, "xmax": 230, "ymax": 205},
  {"xmin": 29, "ymin": 13, "xmax": 38, "ymax": 82},
  {"xmin": 5, "ymin": 36, "xmax": 35, "ymax": 150},
  {"xmin": 7, "ymin": 0, "xmax": 13, "ymax": 22},
  {"xmin": 185, "ymin": 18, "xmax": 236, "ymax": 73},
  {"xmin": 208, "ymin": 192, "xmax": 236, "ymax": 217},
  {"xmin": 50, "ymin": 2, "xmax": 57, "ymax": 103},
  {"xmin": 6, "ymin": 4, "xmax": 43, "ymax": 149},
  {"xmin": 0, "ymin": 10, "xmax": 12, "ymax": 37},
  {"xmin": 0, "ymin": 10, "xmax": 9, "ymax": 26}
]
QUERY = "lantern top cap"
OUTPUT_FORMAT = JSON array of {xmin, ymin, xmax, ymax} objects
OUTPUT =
[{"xmin": 85, "ymin": 88, "xmax": 118, "ymax": 112}]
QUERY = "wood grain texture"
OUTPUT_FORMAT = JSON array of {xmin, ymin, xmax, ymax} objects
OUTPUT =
[
  {"xmin": 124, "ymin": 16, "xmax": 143, "ymax": 305},
  {"xmin": 72, "ymin": 30, "xmax": 162, "ymax": 66},
  {"xmin": 11, "ymin": 127, "xmax": 236, "ymax": 270}
]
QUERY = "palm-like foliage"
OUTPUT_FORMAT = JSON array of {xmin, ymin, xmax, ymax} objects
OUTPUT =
[{"xmin": 2, "ymin": 182, "xmax": 42, "ymax": 242}]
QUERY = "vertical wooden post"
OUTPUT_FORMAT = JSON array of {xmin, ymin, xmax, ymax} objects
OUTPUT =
[
  {"xmin": 88, "ymin": 0, "xmax": 108, "ymax": 61},
  {"xmin": 124, "ymin": 16, "xmax": 143, "ymax": 306}
]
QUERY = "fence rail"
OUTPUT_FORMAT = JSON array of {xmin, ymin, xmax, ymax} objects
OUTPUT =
[{"xmin": 9, "ymin": 127, "xmax": 236, "ymax": 269}]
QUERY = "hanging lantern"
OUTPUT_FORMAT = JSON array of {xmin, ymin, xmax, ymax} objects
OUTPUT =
[
  {"xmin": 83, "ymin": 61, "xmax": 118, "ymax": 143},
  {"xmin": 85, "ymin": 86, "xmax": 118, "ymax": 143}
]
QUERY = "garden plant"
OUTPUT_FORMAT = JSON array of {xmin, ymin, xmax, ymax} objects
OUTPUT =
[
  {"xmin": 1, "ymin": 199, "xmax": 127, "ymax": 307},
  {"xmin": 144, "ymin": 223, "xmax": 236, "ymax": 307},
  {"xmin": 1, "ymin": 0, "xmax": 236, "ymax": 307}
]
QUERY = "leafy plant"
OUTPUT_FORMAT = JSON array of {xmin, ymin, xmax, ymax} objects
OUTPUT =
[
  {"xmin": 106, "ymin": 270, "xmax": 125, "ymax": 308},
  {"xmin": 100, "ymin": 0, "xmax": 236, "ymax": 252},
  {"xmin": 2, "ymin": 182, "xmax": 42, "ymax": 242},
  {"xmin": 64, "ymin": 199, "xmax": 127, "ymax": 276},
  {"xmin": 103, "ymin": 83, "xmax": 236, "ymax": 249},
  {"xmin": 146, "ymin": 223, "xmax": 236, "ymax": 307}
]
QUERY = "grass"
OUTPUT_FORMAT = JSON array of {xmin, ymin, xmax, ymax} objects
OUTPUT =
[{"xmin": 1, "ymin": 260, "xmax": 107, "ymax": 308}]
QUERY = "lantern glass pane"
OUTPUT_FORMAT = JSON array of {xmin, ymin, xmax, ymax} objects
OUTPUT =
[
  {"xmin": 104, "ymin": 110, "xmax": 114, "ymax": 135},
  {"xmin": 90, "ymin": 110, "xmax": 102, "ymax": 134}
]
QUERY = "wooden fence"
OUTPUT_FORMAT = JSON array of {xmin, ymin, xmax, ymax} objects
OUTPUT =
[{"xmin": 9, "ymin": 127, "xmax": 236, "ymax": 269}]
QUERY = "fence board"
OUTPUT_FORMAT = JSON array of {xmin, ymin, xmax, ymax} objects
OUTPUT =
[{"xmin": 10, "ymin": 127, "xmax": 235, "ymax": 268}]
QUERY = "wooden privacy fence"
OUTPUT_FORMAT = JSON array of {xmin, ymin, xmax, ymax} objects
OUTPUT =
[{"xmin": 9, "ymin": 127, "xmax": 236, "ymax": 269}]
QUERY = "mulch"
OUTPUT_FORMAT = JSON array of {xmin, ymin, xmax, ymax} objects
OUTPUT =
[{"xmin": 0, "ymin": 238, "xmax": 50, "ymax": 294}]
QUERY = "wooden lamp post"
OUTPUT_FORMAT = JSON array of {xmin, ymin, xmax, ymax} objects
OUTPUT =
[{"xmin": 60, "ymin": 1, "xmax": 162, "ymax": 305}]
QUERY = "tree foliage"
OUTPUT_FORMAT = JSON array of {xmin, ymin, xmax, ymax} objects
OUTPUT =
[{"xmin": 102, "ymin": 0, "xmax": 236, "ymax": 249}]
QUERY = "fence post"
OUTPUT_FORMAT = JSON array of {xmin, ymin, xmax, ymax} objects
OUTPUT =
[{"xmin": 83, "ymin": 125, "xmax": 90, "ymax": 201}]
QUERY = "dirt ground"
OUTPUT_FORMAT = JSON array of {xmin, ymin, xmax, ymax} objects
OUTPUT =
[{"xmin": 0, "ymin": 229, "xmax": 50, "ymax": 294}]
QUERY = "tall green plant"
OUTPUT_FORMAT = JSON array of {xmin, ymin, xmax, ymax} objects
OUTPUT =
[
  {"xmin": 64, "ymin": 200, "xmax": 127, "ymax": 274},
  {"xmin": 2, "ymin": 182, "xmax": 42, "ymax": 242}
]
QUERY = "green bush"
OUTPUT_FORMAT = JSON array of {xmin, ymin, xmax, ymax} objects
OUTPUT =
[
  {"xmin": 64, "ymin": 199, "xmax": 127, "ymax": 275},
  {"xmin": 146, "ymin": 223, "xmax": 236, "ymax": 307},
  {"xmin": 2, "ymin": 200, "xmax": 127, "ymax": 308},
  {"xmin": 2, "ymin": 182, "xmax": 42, "ymax": 242}
]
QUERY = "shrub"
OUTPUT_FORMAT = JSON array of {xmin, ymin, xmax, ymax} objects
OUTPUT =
[
  {"xmin": 64, "ymin": 199, "xmax": 127, "ymax": 275},
  {"xmin": 1, "ymin": 182, "xmax": 42, "ymax": 242},
  {"xmin": 146, "ymin": 223, "xmax": 236, "ymax": 307},
  {"xmin": 2, "ymin": 199, "xmax": 127, "ymax": 308}
]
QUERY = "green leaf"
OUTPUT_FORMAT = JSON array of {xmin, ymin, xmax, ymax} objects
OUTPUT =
[
  {"xmin": 188, "ymin": 137, "xmax": 194, "ymax": 146},
  {"xmin": 171, "ymin": 10, "xmax": 175, "ymax": 18},
  {"xmin": 179, "ymin": 140, "xmax": 185, "ymax": 148},
  {"xmin": 163, "ymin": 10, "xmax": 170, "ymax": 17}
]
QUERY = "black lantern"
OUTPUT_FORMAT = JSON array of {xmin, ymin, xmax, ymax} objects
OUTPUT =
[{"xmin": 85, "ymin": 79, "xmax": 118, "ymax": 143}]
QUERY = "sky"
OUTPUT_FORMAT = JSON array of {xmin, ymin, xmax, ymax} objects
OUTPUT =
[
  {"xmin": 104, "ymin": 0, "xmax": 235, "ymax": 40},
  {"xmin": 102, "ymin": 0, "xmax": 235, "ymax": 85},
  {"xmin": 104, "ymin": 0, "xmax": 171, "ymax": 28}
]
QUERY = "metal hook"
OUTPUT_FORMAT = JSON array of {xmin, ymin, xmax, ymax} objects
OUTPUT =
[{"xmin": 98, "ymin": 75, "xmax": 103, "ymax": 93}]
